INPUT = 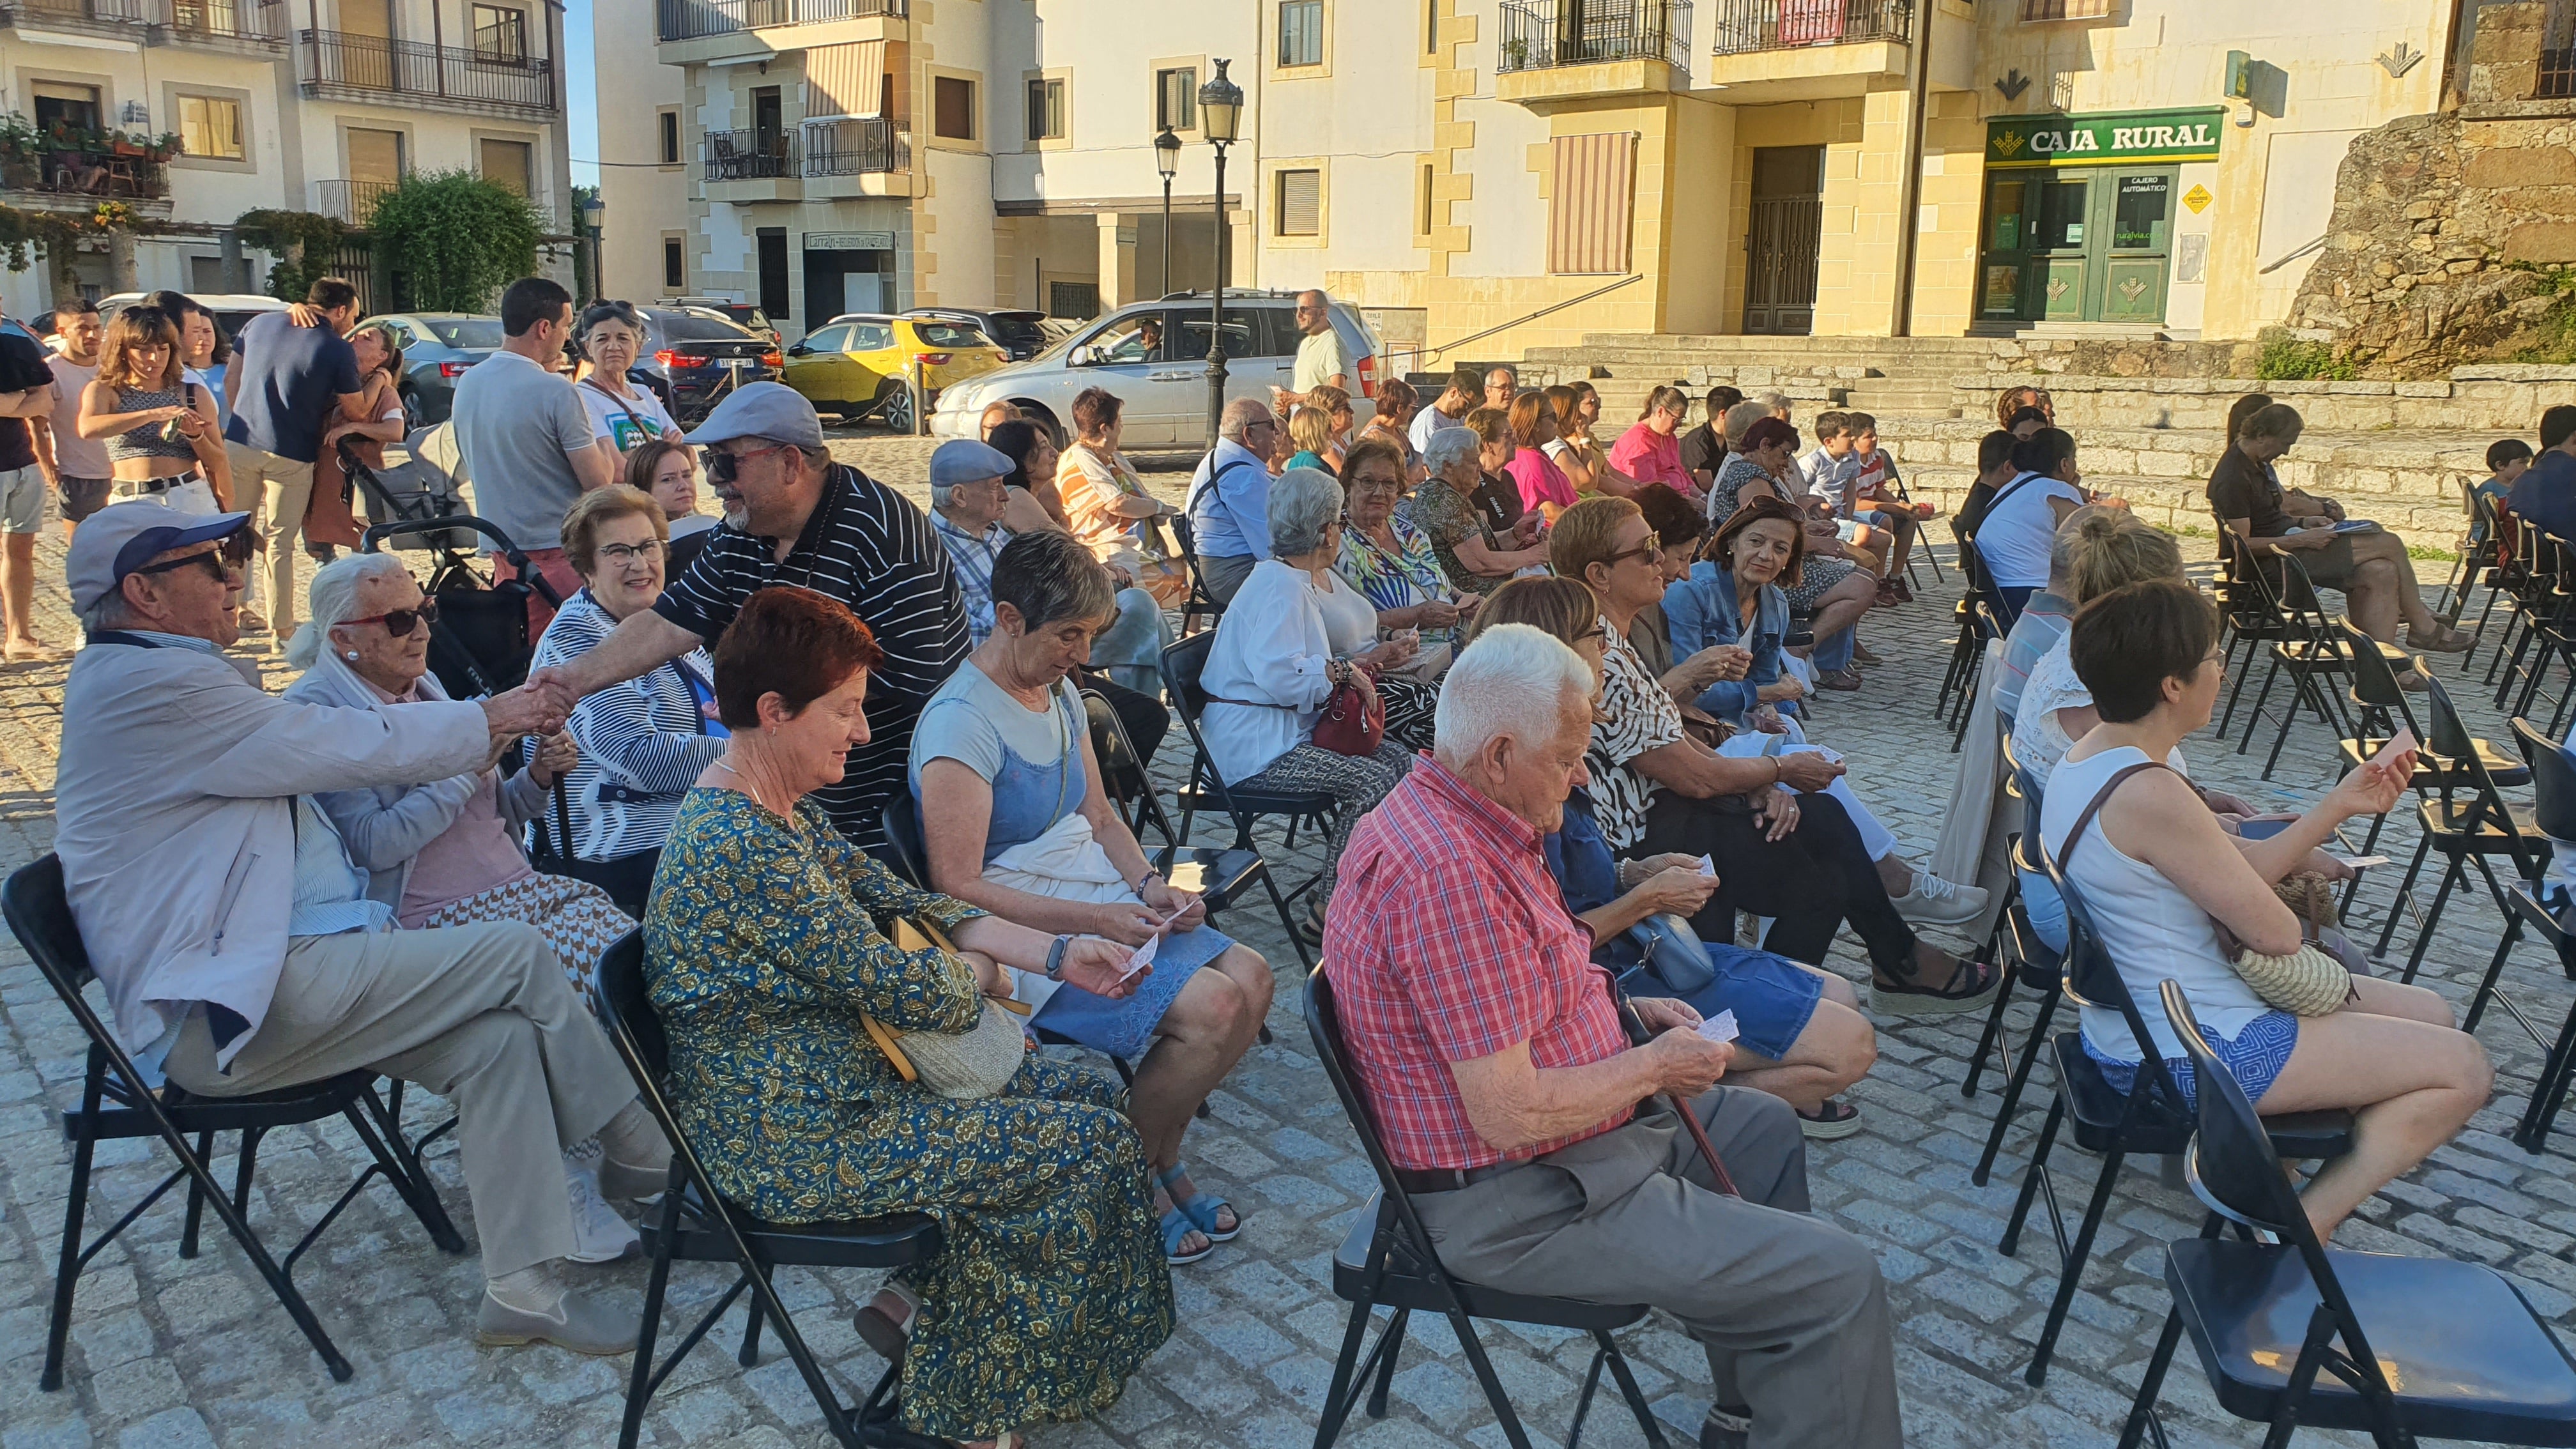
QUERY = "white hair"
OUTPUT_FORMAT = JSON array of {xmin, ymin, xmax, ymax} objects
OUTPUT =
[
  {"xmin": 1266, "ymin": 467, "xmax": 1344, "ymax": 558},
  {"xmin": 284, "ymin": 551, "xmax": 411, "ymax": 670},
  {"xmin": 1423, "ymin": 425, "xmax": 1481, "ymax": 477},
  {"xmin": 1218, "ymin": 396, "xmax": 1274, "ymax": 442},
  {"xmin": 1433, "ymin": 624, "xmax": 1594, "ymax": 767}
]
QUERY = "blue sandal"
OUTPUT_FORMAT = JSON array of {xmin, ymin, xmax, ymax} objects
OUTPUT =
[
  {"xmin": 1155, "ymin": 1163, "xmax": 1240, "ymax": 1243},
  {"xmin": 1159, "ymin": 1206, "xmax": 1215, "ymax": 1265}
]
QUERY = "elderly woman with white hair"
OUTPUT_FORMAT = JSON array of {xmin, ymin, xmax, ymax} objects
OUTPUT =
[
  {"xmin": 1198, "ymin": 466, "xmax": 1418, "ymax": 940},
  {"xmin": 282, "ymin": 551, "xmax": 647, "ymax": 1259}
]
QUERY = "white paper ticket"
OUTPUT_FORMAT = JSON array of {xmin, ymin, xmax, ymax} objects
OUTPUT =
[{"xmin": 1698, "ymin": 1009, "xmax": 1739, "ymax": 1045}]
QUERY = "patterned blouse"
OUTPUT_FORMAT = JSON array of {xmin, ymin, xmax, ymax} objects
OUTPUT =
[
  {"xmin": 1589, "ymin": 620, "xmax": 1688, "ymax": 851},
  {"xmin": 1705, "ymin": 452, "xmax": 1782, "ymax": 530},
  {"xmin": 1336, "ymin": 513, "xmax": 1456, "ymax": 645},
  {"xmin": 1408, "ymin": 478, "xmax": 1506, "ymax": 596}
]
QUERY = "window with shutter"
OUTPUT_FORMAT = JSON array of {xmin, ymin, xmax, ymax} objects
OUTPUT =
[
  {"xmin": 1547, "ymin": 132, "xmax": 1637, "ymax": 275},
  {"xmin": 1278, "ymin": 1, "xmax": 1324, "ymax": 65},
  {"xmin": 1156, "ymin": 67, "xmax": 1196, "ymax": 131},
  {"xmin": 659, "ymin": 109, "xmax": 680, "ymax": 164},
  {"xmin": 663, "ymin": 236, "xmax": 685, "ymax": 289},
  {"xmin": 806, "ymin": 42, "xmax": 885, "ymax": 121},
  {"xmin": 933, "ymin": 75, "xmax": 975, "ymax": 141},
  {"xmin": 1276, "ymin": 169, "xmax": 1321, "ymax": 237},
  {"xmin": 1025, "ymin": 77, "xmax": 1065, "ymax": 141}
]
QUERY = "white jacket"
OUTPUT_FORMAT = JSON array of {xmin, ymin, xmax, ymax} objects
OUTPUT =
[{"xmin": 55, "ymin": 635, "xmax": 489, "ymax": 1066}]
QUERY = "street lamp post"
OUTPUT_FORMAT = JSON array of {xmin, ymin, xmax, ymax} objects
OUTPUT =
[
  {"xmin": 579, "ymin": 194, "xmax": 606, "ymax": 305},
  {"xmin": 1153, "ymin": 126, "xmax": 1181, "ymax": 300},
  {"xmin": 1197, "ymin": 61, "xmax": 1243, "ymax": 450}
]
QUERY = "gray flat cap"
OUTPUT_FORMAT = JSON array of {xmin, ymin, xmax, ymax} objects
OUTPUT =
[
  {"xmin": 930, "ymin": 438, "xmax": 1015, "ymax": 487},
  {"xmin": 684, "ymin": 381, "xmax": 825, "ymax": 450}
]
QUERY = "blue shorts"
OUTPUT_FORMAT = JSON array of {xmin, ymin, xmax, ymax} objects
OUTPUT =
[
  {"xmin": 2085, "ymin": 1009, "xmax": 2300, "ymax": 1110},
  {"xmin": 1031, "ymin": 923, "xmax": 1232, "ymax": 1060},
  {"xmin": 1620, "ymin": 946, "xmax": 1824, "ymax": 1062}
]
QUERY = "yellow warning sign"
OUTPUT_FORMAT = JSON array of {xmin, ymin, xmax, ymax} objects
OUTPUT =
[{"xmin": 2183, "ymin": 183, "xmax": 2214, "ymax": 214}]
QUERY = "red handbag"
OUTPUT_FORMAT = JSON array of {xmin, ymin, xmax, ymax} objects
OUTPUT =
[{"xmin": 1310, "ymin": 671, "xmax": 1386, "ymax": 756}]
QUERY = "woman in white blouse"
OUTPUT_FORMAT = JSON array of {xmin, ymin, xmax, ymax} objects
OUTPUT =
[
  {"xmin": 1197, "ymin": 467, "xmax": 1416, "ymax": 940},
  {"xmin": 572, "ymin": 302, "xmax": 687, "ymax": 461}
]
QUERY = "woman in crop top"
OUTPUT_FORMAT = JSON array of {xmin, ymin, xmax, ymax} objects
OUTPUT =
[
  {"xmin": 2039, "ymin": 578, "xmax": 2487, "ymax": 1240},
  {"xmin": 77, "ymin": 305, "xmax": 229, "ymax": 515}
]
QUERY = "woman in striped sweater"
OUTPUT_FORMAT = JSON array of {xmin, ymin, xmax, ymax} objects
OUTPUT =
[{"xmin": 530, "ymin": 485, "xmax": 728, "ymax": 913}]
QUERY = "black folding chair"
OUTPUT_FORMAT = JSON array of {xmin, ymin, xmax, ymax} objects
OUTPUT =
[
  {"xmin": 2496, "ymin": 517, "xmax": 2570, "ymax": 707},
  {"xmin": 2446, "ymin": 480, "xmax": 2507, "ymax": 650},
  {"xmin": 2211, "ymin": 514, "xmax": 2292, "ymax": 741},
  {"xmin": 3, "ymin": 855, "xmax": 464, "ymax": 1392},
  {"xmin": 2508, "ymin": 531, "xmax": 2576, "ymax": 737},
  {"xmin": 2461, "ymin": 488, "xmax": 2518, "ymax": 667},
  {"xmin": 2118, "ymin": 978, "xmax": 2576, "ymax": 1449},
  {"xmin": 1167, "ymin": 513, "xmax": 1226, "ymax": 637},
  {"xmin": 1936, "ymin": 516, "xmax": 1996, "ymax": 726},
  {"xmin": 597, "ymin": 931, "xmax": 944, "ymax": 1449},
  {"xmin": 2000, "ymin": 837, "xmax": 2353, "ymax": 1385},
  {"xmin": 2460, "ymin": 719, "xmax": 2576, "ymax": 1154},
  {"xmin": 1161, "ymin": 631, "xmax": 1341, "ymax": 944},
  {"xmin": 1965, "ymin": 739, "xmax": 2072, "ymax": 1191},
  {"xmin": 2371, "ymin": 676, "xmax": 2547, "ymax": 979},
  {"xmin": 2331, "ymin": 613, "xmax": 2526, "ymax": 919},
  {"xmin": 1305, "ymin": 972, "xmax": 1671, "ymax": 1449}
]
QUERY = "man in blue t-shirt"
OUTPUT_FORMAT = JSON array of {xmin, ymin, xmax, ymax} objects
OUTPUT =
[
  {"xmin": 223, "ymin": 277, "xmax": 365, "ymax": 651},
  {"xmin": 2510, "ymin": 406, "xmax": 2576, "ymax": 544}
]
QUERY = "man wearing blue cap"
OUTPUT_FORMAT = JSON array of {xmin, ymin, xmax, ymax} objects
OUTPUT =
[{"xmin": 542, "ymin": 382, "xmax": 967, "ymax": 848}]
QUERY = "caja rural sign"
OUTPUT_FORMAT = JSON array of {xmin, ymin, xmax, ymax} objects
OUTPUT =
[{"xmin": 1986, "ymin": 107, "xmax": 2227, "ymax": 168}]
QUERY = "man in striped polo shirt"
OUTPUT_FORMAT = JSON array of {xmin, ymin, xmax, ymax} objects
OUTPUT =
[{"xmin": 544, "ymin": 383, "xmax": 967, "ymax": 848}]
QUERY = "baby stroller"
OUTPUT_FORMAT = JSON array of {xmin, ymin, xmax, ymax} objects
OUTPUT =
[{"xmin": 343, "ymin": 429, "xmax": 564, "ymax": 698}]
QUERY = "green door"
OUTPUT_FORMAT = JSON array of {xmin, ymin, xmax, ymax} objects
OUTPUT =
[
  {"xmin": 1975, "ymin": 165, "xmax": 2174, "ymax": 324},
  {"xmin": 2099, "ymin": 169, "xmax": 2174, "ymax": 323}
]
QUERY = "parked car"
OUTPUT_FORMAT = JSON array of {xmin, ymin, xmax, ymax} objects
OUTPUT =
[
  {"xmin": 359, "ymin": 312, "xmax": 506, "ymax": 426},
  {"xmin": 781, "ymin": 312, "xmax": 1009, "ymax": 433},
  {"xmin": 904, "ymin": 307, "xmax": 1053, "ymax": 362},
  {"xmin": 658, "ymin": 296, "xmax": 780, "ymax": 348},
  {"xmin": 928, "ymin": 291, "xmax": 1384, "ymax": 448},
  {"xmin": 634, "ymin": 306, "xmax": 781, "ymax": 425}
]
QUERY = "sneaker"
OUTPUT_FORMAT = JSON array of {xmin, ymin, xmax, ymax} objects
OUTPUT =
[
  {"xmin": 563, "ymin": 1156, "xmax": 640, "ymax": 1264},
  {"xmin": 475, "ymin": 1279, "xmax": 642, "ymax": 1356},
  {"xmin": 1701, "ymin": 1404, "xmax": 1752, "ymax": 1449},
  {"xmin": 1890, "ymin": 871, "xmax": 1988, "ymax": 926}
]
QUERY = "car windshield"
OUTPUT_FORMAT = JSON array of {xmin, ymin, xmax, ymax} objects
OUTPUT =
[
  {"xmin": 912, "ymin": 321, "xmax": 992, "ymax": 349},
  {"xmin": 650, "ymin": 311, "xmax": 757, "ymax": 342},
  {"xmin": 426, "ymin": 318, "xmax": 506, "ymax": 348}
]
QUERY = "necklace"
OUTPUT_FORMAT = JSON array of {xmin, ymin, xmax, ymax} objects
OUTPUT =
[{"xmin": 709, "ymin": 757, "xmax": 790, "ymax": 817}]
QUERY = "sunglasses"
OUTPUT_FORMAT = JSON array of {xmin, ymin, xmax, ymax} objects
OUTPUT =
[
  {"xmin": 1604, "ymin": 540, "xmax": 1666, "ymax": 568},
  {"xmin": 344, "ymin": 597, "xmax": 441, "ymax": 638},
  {"xmin": 706, "ymin": 441, "xmax": 795, "ymax": 482},
  {"xmin": 130, "ymin": 529, "xmax": 256, "ymax": 582}
]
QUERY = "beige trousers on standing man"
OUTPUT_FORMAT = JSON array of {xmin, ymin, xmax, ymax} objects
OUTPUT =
[
  {"xmin": 227, "ymin": 441, "xmax": 314, "ymax": 636},
  {"xmin": 163, "ymin": 919, "xmax": 638, "ymax": 1278}
]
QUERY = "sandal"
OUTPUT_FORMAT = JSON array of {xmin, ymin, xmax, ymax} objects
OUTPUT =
[
  {"xmin": 1294, "ymin": 905, "xmax": 1325, "ymax": 947},
  {"xmin": 1891, "ymin": 578, "xmax": 1915, "ymax": 604},
  {"xmin": 1850, "ymin": 640, "xmax": 1883, "ymax": 665},
  {"xmin": 855, "ymin": 1283, "xmax": 919, "ymax": 1361},
  {"xmin": 1160, "ymin": 1205, "xmax": 1215, "ymax": 1266},
  {"xmin": 1868, "ymin": 948, "xmax": 2002, "ymax": 1017},
  {"xmin": 1796, "ymin": 1100, "xmax": 1864, "ymax": 1140},
  {"xmin": 1815, "ymin": 668, "xmax": 1864, "ymax": 693},
  {"xmin": 1154, "ymin": 1163, "xmax": 1240, "ymax": 1242}
]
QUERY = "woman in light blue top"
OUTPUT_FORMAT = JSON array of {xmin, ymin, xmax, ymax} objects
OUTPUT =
[
  {"xmin": 910, "ymin": 529, "xmax": 1272, "ymax": 1268},
  {"xmin": 2039, "ymin": 578, "xmax": 2482, "ymax": 1241}
]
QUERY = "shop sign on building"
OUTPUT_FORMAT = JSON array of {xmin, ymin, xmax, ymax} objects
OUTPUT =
[{"xmin": 1986, "ymin": 108, "xmax": 2227, "ymax": 168}]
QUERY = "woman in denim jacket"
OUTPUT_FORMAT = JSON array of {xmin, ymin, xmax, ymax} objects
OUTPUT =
[{"xmin": 1662, "ymin": 495, "xmax": 1814, "ymax": 737}]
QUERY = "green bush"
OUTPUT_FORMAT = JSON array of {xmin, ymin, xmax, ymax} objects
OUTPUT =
[
  {"xmin": 365, "ymin": 171, "xmax": 543, "ymax": 314},
  {"xmin": 2254, "ymin": 327, "xmax": 2359, "ymax": 382},
  {"xmin": 2506, "ymin": 264, "xmax": 2576, "ymax": 365},
  {"xmin": 233, "ymin": 208, "xmax": 346, "ymax": 303}
]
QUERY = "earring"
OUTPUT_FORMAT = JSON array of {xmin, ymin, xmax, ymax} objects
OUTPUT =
[{"xmin": 345, "ymin": 651, "xmax": 360, "ymax": 661}]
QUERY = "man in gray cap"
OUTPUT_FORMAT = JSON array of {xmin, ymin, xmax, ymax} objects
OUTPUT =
[
  {"xmin": 541, "ymin": 381, "xmax": 967, "ymax": 848},
  {"xmin": 926, "ymin": 436, "xmax": 1016, "ymax": 647},
  {"xmin": 54, "ymin": 502, "xmax": 668, "ymax": 1355}
]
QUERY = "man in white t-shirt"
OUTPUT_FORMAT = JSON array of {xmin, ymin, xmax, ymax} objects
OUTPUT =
[
  {"xmin": 1974, "ymin": 427, "xmax": 2088, "ymax": 623},
  {"xmin": 31, "ymin": 299, "xmax": 111, "ymax": 536},
  {"xmin": 1271, "ymin": 289, "xmax": 1351, "ymax": 415},
  {"xmin": 1408, "ymin": 364, "xmax": 1482, "ymax": 457}
]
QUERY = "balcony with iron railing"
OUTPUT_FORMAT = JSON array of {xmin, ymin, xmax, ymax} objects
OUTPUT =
[
  {"xmin": 1494, "ymin": 0, "xmax": 1692, "ymax": 103},
  {"xmin": 298, "ymin": 27, "xmax": 558, "ymax": 118},
  {"xmin": 315, "ymin": 178, "xmax": 400, "ymax": 226},
  {"xmin": 0, "ymin": 143, "xmax": 174, "ymax": 219},
  {"xmin": 804, "ymin": 118, "xmax": 906, "ymax": 175},
  {"xmin": 1703, "ymin": 0, "xmax": 1913, "ymax": 99},
  {"xmin": 656, "ymin": 0, "xmax": 901, "ymax": 43},
  {"xmin": 702, "ymin": 126, "xmax": 801, "ymax": 201},
  {"xmin": 0, "ymin": 0, "xmax": 280, "ymax": 45}
]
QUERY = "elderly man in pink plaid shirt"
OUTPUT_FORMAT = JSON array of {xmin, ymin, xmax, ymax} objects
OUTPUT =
[{"xmin": 1322, "ymin": 624, "xmax": 1900, "ymax": 1449}]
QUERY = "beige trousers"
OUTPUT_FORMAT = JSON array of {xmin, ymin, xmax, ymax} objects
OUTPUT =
[
  {"xmin": 227, "ymin": 441, "xmax": 314, "ymax": 633},
  {"xmin": 164, "ymin": 921, "xmax": 637, "ymax": 1278}
]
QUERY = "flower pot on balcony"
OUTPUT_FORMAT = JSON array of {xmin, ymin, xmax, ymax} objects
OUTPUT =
[{"xmin": 109, "ymin": 139, "xmax": 143, "ymax": 158}]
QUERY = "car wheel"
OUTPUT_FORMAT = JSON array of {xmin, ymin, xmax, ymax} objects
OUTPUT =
[
  {"xmin": 400, "ymin": 387, "xmax": 422, "ymax": 430},
  {"xmin": 1016, "ymin": 402, "xmax": 1064, "ymax": 449},
  {"xmin": 875, "ymin": 380, "xmax": 915, "ymax": 434}
]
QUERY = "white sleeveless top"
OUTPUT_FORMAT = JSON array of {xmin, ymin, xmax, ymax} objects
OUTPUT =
[{"xmin": 2039, "ymin": 744, "xmax": 2270, "ymax": 1062}]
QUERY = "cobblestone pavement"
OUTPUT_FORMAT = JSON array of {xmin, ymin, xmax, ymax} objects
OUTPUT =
[{"xmin": 3, "ymin": 440, "xmax": 2572, "ymax": 1448}]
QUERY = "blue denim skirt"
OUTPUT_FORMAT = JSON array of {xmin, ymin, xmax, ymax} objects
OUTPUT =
[
  {"xmin": 1031, "ymin": 923, "xmax": 1233, "ymax": 1060},
  {"xmin": 1620, "ymin": 946, "xmax": 1825, "ymax": 1062},
  {"xmin": 2085, "ymin": 1008, "xmax": 2300, "ymax": 1110}
]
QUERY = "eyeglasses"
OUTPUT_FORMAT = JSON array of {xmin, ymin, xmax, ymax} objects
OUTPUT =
[
  {"xmin": 343, "ymin": 598, "xmax": 441, "ymax": 638},
  {"xmin": 1604, "ymin": 540, "xmax": 1666, "ymax": 569},
  {"xmin": 706, "ymin": 441, "xmax": 796, "ymax": 482},
  {"xmin": 595, "ymin": 539, "xmax": 665, "ymax": 567}
]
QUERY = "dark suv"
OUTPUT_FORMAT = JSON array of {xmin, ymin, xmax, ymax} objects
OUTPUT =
[{"xmin": 634, "ymin": 307, "xmax": 781, "ymax": 424}]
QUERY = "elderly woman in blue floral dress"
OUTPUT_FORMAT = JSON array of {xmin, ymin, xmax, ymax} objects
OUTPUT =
[
  {"xmin": 643, "ymin": 585, "xmax": 1172, "ymax": 1449},
  {"xmin": 1333, "ymin": 438, "xmax": 1475, "ymax": 747}
]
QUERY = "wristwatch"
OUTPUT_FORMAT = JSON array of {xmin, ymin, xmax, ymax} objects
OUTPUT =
[{"xmin": 1045, "ymin": 935, "xmax": 1071, "ymax": 981}]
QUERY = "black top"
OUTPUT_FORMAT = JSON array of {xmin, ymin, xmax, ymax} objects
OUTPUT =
[
  {"xmin": 0, "ymin": 329, "xmax": 54, "ymax": 471},
  {"xmin": 654, "ymin": 463, "xmax": 970, "ymax": 847},
  {"xmin": 1678, "ymin": 420, "xmax": 1726, "ymax": 480},
  {"xmin": 2207, "ymin": 445, "xmax": 2290, "ymax": 540},
  {"xmin": 1470, "ymin": 471, "xmax": 1526, "ymax": 533}
]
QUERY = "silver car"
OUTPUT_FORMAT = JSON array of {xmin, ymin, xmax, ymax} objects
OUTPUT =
[{"xmin": 929, "ymin": 291, "xmax": 1383, "ymax": 448}]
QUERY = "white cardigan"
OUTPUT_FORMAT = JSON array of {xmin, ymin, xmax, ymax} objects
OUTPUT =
[{"xmin": 1197, "ymin": 558, "xmax": 1361, "ymax": 783}]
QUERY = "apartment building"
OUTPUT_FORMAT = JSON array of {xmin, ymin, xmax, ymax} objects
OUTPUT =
[
  {"xmin": 0, "ymin": 0, "xmax": 571, "ymax": 318},
  {"xmin": 602, "ymin": 0, "xmax": 2458, "ymax": 354}
]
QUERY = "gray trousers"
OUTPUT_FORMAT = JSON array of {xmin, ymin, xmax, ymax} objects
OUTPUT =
[
  {"xmin": 164, "ymin": 921, "xmax": 637, "ymax": 1278},
  {"xmin": 1412, "ymin": 1087, "xmax": 1901, "ymax": 1449},
  {"xmin": 1202, "ymin": 550, "xmax": 1257, "ymax": 604}
]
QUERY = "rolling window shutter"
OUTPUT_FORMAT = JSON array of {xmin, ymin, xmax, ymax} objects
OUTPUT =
[
  {"xmin": 1548, "ymin": 132, "xmax": 1637, "ymax": 275},
  {"xmin": 806, "ymin": 41, "xmax": 885, "ymax": 121},
  {"xmin": 1278, "ymin": 169, "xmax": 1321, "ymax": 236}
]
